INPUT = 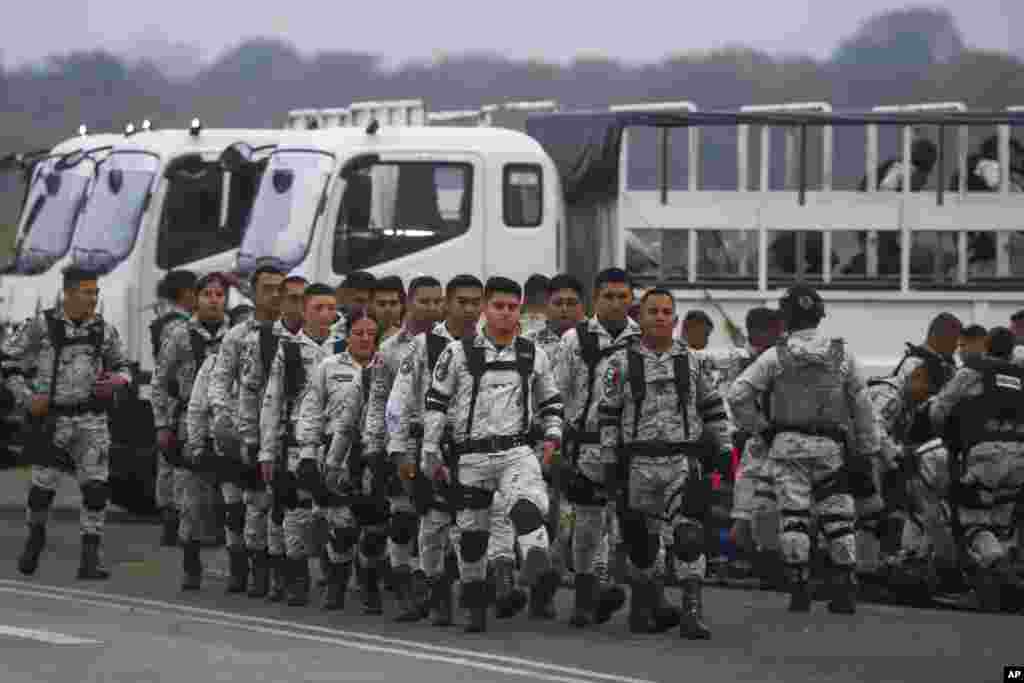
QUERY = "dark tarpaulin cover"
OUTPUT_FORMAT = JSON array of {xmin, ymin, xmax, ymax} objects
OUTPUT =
[{"xmin": 525, "ymin": 109, "xmax": 1024, "ymax": 203}]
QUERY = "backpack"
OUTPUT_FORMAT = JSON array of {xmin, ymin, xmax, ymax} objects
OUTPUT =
[
  {"xmin": 258, "ymin": 322, "xmax": 280, "ymax": 385},
  {"xmin": 625, "ymin": 347, "xmax": 690, "ymax": 441},
  {"xmin": 461, "ymin": 336, "xmax": 536, "ymax": 441},
  {"xmin": 41, "ymin": 308, "xmax": 105, "ymax": 405},
  {"xmin": 149, "ymin": 311, "xmax": 189, "ymax": 360},
  {"xmin": 575, "ymin": 322, "xmax": 632, "ymax": 435},
  {"xmin": 426, "ymin": 332, "xmax": 449, "ymax": 373}
]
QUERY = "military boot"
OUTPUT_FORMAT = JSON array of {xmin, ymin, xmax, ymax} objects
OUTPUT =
[
  {"xmin": 827, "ymin": 568, "xmax": 858, "ymax": 615},
  {"xmin": 17, "ymin": 523, "xmax": 46, "ymax": 576},
  {"xmin": 593, "ymin": 581, "xmax": 627, "ymax": 624},
  {"xmin": 160, "ymin": 509, "xmax": 179, "ymax": 547},
  {"xmin": 569, "ymin": 573, "xmax": 598, "ymax": 627},
  {"xmin": 226, "ymin": 547, "xmax": 249, "ymax": 594},
  {"xmin": 462, "ymin": 580, "xmax": 489, "ymax": 633},
  {"xmin": 181, "ymin": 541, "xmax": 202, "ymax": 591},
  {"xmin": 286, "ymin": 557, "xmax": 310, "ymax": 607},
  {"xmin": 651, "ymin": 579, "xmax": 681, "ymax": 633},
  {"xmin": 410, "ymin": 569, "xmax": 431, "ymax": 619},
  {"xmin": 321, "ymin": 561, "xmax": 351, "ymax": 611},
  {"xmin": 247, "ymin": 550, "xmax": 269, "ymax": 598},
  {"xmin": 77, "ymin": 534, "xmax": 110, "ymax": 580},
  {"xmin": 429, "ymin": 576, "xmax": 454, "ymax": 626},
  {"xmin": 975, "ymin": 564, "xmax": 1007, "ymax": 613},
  {"xmin": 628, "ymin": 577, "xmax": 656, "ymax": 633},
  {"xmin": 360, "ymin": 564, "xmax": 383, "ymax": 615},
  {"xmin": 529, "ymin": 570, "xmax": 561, "ymax": 620},
  {"xmin": 267, "ymin": 554, "xmax": 287, "ymax": 602},
  {"xmin": 679, "ymin": 577, "xmax": 712, "ymax": 640},
  {"xmin": 786, "ymin": 564, "xmax": 812, "ymax": 612},
  {"xmin": 492, "ymin": 557, "xmax": 527, "ymax": 618},
  {"xmin": 393, "ymin": 566, "xmax": 421, "ymax": 622}
]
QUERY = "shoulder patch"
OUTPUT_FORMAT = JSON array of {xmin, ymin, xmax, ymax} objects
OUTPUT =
[
  {"xmin": 603, "ymin": 363, "xmax": 620, "ymax": 393},
  {"xmin": 400, "ymin": 357, "xmax": 414, "ymax": 375},
  {"xmin": 434, "ymin": 348, "xmax": 452, "ymax": 383}
]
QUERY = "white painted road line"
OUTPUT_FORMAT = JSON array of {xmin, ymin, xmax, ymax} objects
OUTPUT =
[
  {"xmin": 0, "ymin": 624, "xmax": 103, "ymax": 646},
  {"xmin": 0, "ymin": 581, "xmax": 656, "ymax": 683}
]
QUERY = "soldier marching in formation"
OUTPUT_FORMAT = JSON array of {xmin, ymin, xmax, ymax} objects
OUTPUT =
[{"xmin": 4, "ymin": 261, "xmax": 1024, "ymax": 639}]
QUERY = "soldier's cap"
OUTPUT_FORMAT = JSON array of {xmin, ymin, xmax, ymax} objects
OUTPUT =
[
  {"xmin": 196, "ymin": 272, "xmax": 230, "ymax": 292},
  {"xmin": 988, "ymin": 326, "xmax": 1015, "ymax": 359},
  {"xmin": 342, "ymin": 271, "xmax": 376, "ymax": 290},
  {"xmin": 61, "ymin": 265, "xmax": 100, "ymax": 288},
  {"xmin": 780, "ymin": 283, "xmax": 823, "ymax": 315},
  {"xmin": 159, "ymin": 270, "xmax": 198, "ymax": 298}
]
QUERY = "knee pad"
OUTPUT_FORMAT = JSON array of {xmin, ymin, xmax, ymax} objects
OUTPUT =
[
  {"xmin": 389, "ymin": 511, "xmax": 418, "ymax": 545},
  {"xmin": 629, "ymin": 532, "xmax": 661, "ymax": 569},
  {"xmin": 330, "ymin": 526, "xmax": 361, "ymax": 555},
  {"xmin": 223, "ymin": 501, "xmax": 245, "ymax": 533},
  {"xmin": 27, "ymin": 485, "xmax": 56, "ymax": 512},
  {"xmin": 672, "ymin": 521, "xmax": 705, "ymax": 562},
  {"xmin": 508, "ymin": 499, "xmax": 545, "ymax": 536},
  {"xmin": 80, "ymin": 481, "xmax": 110, "ymax": 511},
  {"xmin": 359, "ymin": 532, "xmax": 388, "ymax": 559},
  {"xmin": 459, "ymin": 530, "xmax": 490, "ymax": 563}
]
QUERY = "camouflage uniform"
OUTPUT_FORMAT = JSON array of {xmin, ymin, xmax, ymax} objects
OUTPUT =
[
  {"xmin": 259, "ymin": 330, "xmax": 342, "ymax": 605},
  {"xmin": 296, "ymin": 350, "xmax": 373, "ymax": 611},
  {"xmin": 152, "ymin": 304, "xmax": 192, "ymax": 515},
  {"xmin": 152, "ymin": 317, "xmax": 227, "ymax": 546},
  {"xmin": 557, "ymin": 318, "xmax": 641, "ymax": 621},
  {"xmin": 422, "ymin": 332, "xmax": 564, "ymax": 631},
  {"xmin": 929, "ymin": 360, "xmax": 1024, "ymax": 576},
  {"xmin": 387, "ymin": 321, "xmax": 461, "ymax": 624},
  {"xmin": 728, "ymin": 329, "xmax": 880, "ymax": 611},
  {"xmin": 520, "ymin": 312, "xmax": 547, "ymax": 338},
  {"xmin": 598, "ymin": 341, "xmax": 731, "ymax": 637},
  {"xmin": 364, "ymin": 327, "xmax": 421, "ymax": 576},
  {"xmin": 2, "ymin": 309, "xmax": 132, "ymax": 577}
]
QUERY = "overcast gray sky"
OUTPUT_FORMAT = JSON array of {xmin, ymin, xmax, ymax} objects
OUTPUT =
[{"xmin": 2, "ymin": 0, "xmax": 1020, "ymax": 68}]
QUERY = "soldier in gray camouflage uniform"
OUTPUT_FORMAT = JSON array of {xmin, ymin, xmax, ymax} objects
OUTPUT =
[
  {"xmin": 364, "ymin": 276, "xmax": 444, "ymax": 621},
  {"xmin": 386, "ymin": 274, "xmax": 483, "ymax": 627},
  {"xmin": 153, "ymin": 272, "xmax": 229, "ymax": 590},
  {"xmin": 210, "ymin": 265, "xmax": 287, "ymax": 599},
  {"xmin": 298, "ymin": 309, "xmax": 379, "ymax": 612},
  {"xmin": 598, "ymin": 287, "xmax": 732, "ymax": 639},
  {"xmin": 8, "ymin": 267, "xmax": 132, "ymax": 580},
  {"xmin": 258, "ymin": 283, "xmax": 344, "ymax": 607},
  {"xmin": 557, "ymin": 269, "xmax": 639, "ymax": 628},
  {"xmin": 150, "ymin": 269, "xmax": 197, "ymax": 546},
  {"xmin": 929, "ymin": 327, "xmax": 1024, "ymax": 611},
  {"xmin": 422, "ymin": 277, "xmax": 564, "ymax": 634},
  {"xmin": 332, "ymin": 271, "xmax": 376, "ymax": 341},
  {"xmin": 729, "ymin": 284, "xmax": 880, "ymax": 616}
]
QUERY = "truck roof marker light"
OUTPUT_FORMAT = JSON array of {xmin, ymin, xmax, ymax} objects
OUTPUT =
[
  {"xmin": 190, "ymin": 118, "xmax": 202, "ymax": 137},
  {"xmin": 142, "ymin": 119, "xmax": 152, "ymax": 132},
  {"xmin": 124, "ymin": 122, "xmax": 136, "ymax": 136},
  {"xmin": 366, "ymin": 119, "xmax": 380, "ymax": 135},
  {"xmin": 78, "ymin": 124, "xmax": 88, "ymax": 137}
]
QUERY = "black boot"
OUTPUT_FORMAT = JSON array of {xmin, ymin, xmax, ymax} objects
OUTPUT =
[
  {"xmin": 226, "ymin": 547, "xmax": 249, "ymax": 594},
  {"xmin": 492, "ymin": 557, "xmax": 527, "ymax": 619},
  {"xmin": 429, "ymin": 576, "xmax": 454, "ymax": 626},
  {"xmin": 651, "ymin": 579, "xmax": 681, "ymax": 633},
  {"xmin": 462, "ymin": 580, "xmax": 489, "ymax": 633},
  {"xmin": 267, "ymin": 554, "xmax": 286, "ymax": 602},
  {"xmin": 827, "ymin": 568, "xmax": 858, "ymax": 615},
  {"xmin": 593, "ymin": 582, "xmax": 627, "ymax": 624},
  {"xmin": 286, "ymin": 557, "xmax": 310, "ymax": 607},
  {"xmin": 786, "ymin": 564, "xmax": 812, "ymax": 612},
  {"xmin": 974, "ymin": 565, "xmax": 1006, "ymax": 613},
  {"xmin": 679, "ymin": 577, "xmax": 711, "ymax": 640},
  {"xmin": 628, "ymin": 577, "xmax": 656, "ymax": 634},
  {"xmin": 77, "ymin": 534, "xmax": 110, "ymax": 580},
  {"xmin": 18, "ymin": 524, "xmax": 46, "ymax": 576},
  {"xmin": 393, "ymin": 567, "xmax": 423, "ymax": 622},
  {"xmin": 410, "ymin": 569, "xmax": 431, "ymax": 619},
  {"xmin": 361, "ymin": 564, "xmax": 383, "ymax": 615},
  {"xmin": 570, "ymin": 573, "xmax": 597, "ymax": 627},
  {"xmin": 529, "ymin": 568, "xmax": 561, "ymax": 620},
  {"xmin": 248, "ymin": 550, "xmax": 269, "ymax": 598},
  {"xmin": 181, "ymin": 541, "xmax": 202, "ymax": 590},
  {"xmin": 160, "ymin": 509, "xmax": 180, "ymax": 547},
  {"xmin": 322, "ymin": 561, "xmax": 351, "ymax": 611}
]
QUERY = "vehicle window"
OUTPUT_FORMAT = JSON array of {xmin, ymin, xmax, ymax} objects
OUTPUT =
[
  {"xmin": 156, "ymin": 155, "xmax": 264, "ymax": 270},
  {"xmin": 333, "ymin": 161, "xmax": 472, "ymax": 274},
  {"xmin": 503, "ymin": 164, "xmax": 542, "ymax": 227}
]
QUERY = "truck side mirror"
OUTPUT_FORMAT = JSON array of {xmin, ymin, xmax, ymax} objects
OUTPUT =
[
  {"xmin": 219, "ymin": 142, "xmax": 255, "ymax": 174},
  {"xmin": 339, "ymin": 153, "xmax": 380, "ymax": 181}
]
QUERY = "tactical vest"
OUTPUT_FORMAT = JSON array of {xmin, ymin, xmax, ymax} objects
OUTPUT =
[
  {"xmin": 624, "ymin": 348, "xmax": 690, "ymax": 441},
  {"xmin": 149, "ymin": 311, "xmax": 189, "ymax": 360},
  {"xmin": 462, "ymin": 337, "xmax": 536, "ymax": 440},
  {"xmin": 168, "ymin": 328, "xmax": 218, "ymax": 400},
  {"xmin": 258, "ymin": 322, "xmax": 280, "ymax": 385},
  {"xmin": 575, "ymin": 322, "xmax": 633, "ymax": 438},
  {"xmin": 770, "ymin": 338, "xmax": 850, "ymax": 434},
  {"xmin": 43, "ymin": 308, "xmax": 105, "ymax": 403},
  {"xmin": 949, "ymin": 358, "xmax": 1024, "ymax": 450}
]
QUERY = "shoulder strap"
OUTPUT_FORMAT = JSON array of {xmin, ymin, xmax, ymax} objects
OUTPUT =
[
  {"xmin": 673, "ymin": 353, "xmax": 691, "ymax": 439},
  {"xmin": 43, "ymin": 310, "xmax": 64, "ymax": 403},
  {"xmin": 334, "ymin": 337, "xmax": 347, "ymax": 354},
  {"xmin": 361, "ymin": 364, "xmax": 373, "ymax": 402},
  {"xmin": 463, "ymin": 338, "xmax": 485, "ymax": 442},
  {"xmin": 281, "ymin": 340, "xmax": 305, "ymax": 402},
  {"xmin": 627, "ymin": 348, "xmax": 646, "ymax": 440},
  {"xmin": 515, "ymin": 337, "xmax": 536, "ymax": 434},
  {"xmin": 188, "ymin": 328, "xmax": 208, "ymax": 370},
  {"xmin": 259, "ymin": 323, "xmax": 279, "ymax": 383},
  {"xmin": 426, "ymin": 332, "xmax": 448, "ymax": 372}
]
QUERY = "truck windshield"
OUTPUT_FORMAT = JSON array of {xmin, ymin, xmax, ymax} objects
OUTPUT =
[
  {"xmin": 69, "ymin": 151, "xmax": 160, "ymax": 274},
  {"xmin": 5, "ymin": 154, "xmax": 98, "ymax": 275},
  {"xmin": 236, "ymin": 149, "xmax": 334, "ymax": 275}
]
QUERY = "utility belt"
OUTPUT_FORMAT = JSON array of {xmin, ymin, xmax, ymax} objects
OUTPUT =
[
  {"xmin": 452, "ymin": 433, "xmax": 532, "ymax": 457},
  {"xmin": 49, "ymin": 398, "xmax": 110, "ymax": 416},
  {"xmin": 564, "ymin": 426, "xmax": 601, "ymax": 447},
  {"xmin": 618, "ymin": 440, "xmax": 709, "ymax": 461},
  {"xmin": 772, "ymin": 423, "xmax": 847, "ymax": 445}
]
